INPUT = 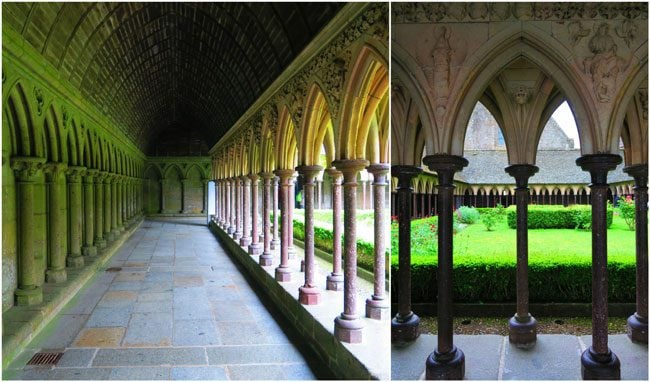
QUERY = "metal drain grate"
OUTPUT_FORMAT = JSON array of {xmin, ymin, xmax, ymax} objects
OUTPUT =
[
  {"xmin": 105, "ymin": 267, "xmax": 122, "ymax": 272},
  {"xmin": 27, "ymin": 352, "xmax": 63, "ymax": 366}
]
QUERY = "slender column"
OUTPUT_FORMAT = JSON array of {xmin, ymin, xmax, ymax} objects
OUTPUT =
[
  {"xmin": 82, "ymin": 169, "xmax": 98, "ymax": 256},
  {"xmin": 11, "ymin": 157, "xmax": 46, "ymax": 305},
  {"xmin": 423, "ymin": 154, "xmax": 467, "ymax": 380},
  {"xmin": 216, "ymin": 180, "xmax": 221, "ymax": 223},
  {"xmin": 159, "ymin": 179, "xmax": 167, "ymax": 213},
  {"xmin": 391, "ymin": 165, "xmax": 422, "ymax": 343},
  {"xmin": 104, "ymin": 175, "xmax": 113, "ymax": 241},
  {"xmin": 248, "ymin": 174, "xmax": 262, "ymax": 255},
  {"xmin": 317, "ymin": 179, "xmax": 323, "ymax": 210},
  {"xmin": 332, "ymin": 159, "xmax": 369, "ymax": 343},
  {"xmin": 577, "ymin": 154, "xmax": 621, "ymax": 380},
  {"xmin": 234, "ymin": 177, "xmax": 243, "ymax": 240},
  {"xmin": 240, "ymin": 176, "xmax": 252, "ymax": 247},
  {"xmin": 66, "ymin": 166, "xmax": 86, "ymax": 268},
  {"xmin": 94, "ymin": 173, "xmax": 106, "ymax": 249},
  {"xmin": 260, "ymin": 173, "xmax": 274, "ymax": 265},
  {"xmin": 116, "ymin": 177, "xmax": 124, "ymax": 231},
  {"xmin": 326, "ymin": 168, "xmax": 344, "ymax": 291},
  {"xmin": 229, "ymin": 178, "xmax": 237, "ymax": 235},
  {"xmin": 274, "ymin": 169, "xmax": 294, "ymax": 281},
  {"xmin": 296, "ymin": 165, "xmax": 323, "ymax": 305},
  {"xmin": 624, "ymin": 164, "xmax": 648, "ymax": 343},
  {"xmin": 225, "ymin": 179, "xmax": 233, "ymax": 233},
  {"xmin": 44, "ymin": 162, "xmax": 68, "ymax": 283},
  {"xmin": 366, "ymin": 163, "xmax": 390, "ymax": 319},
  {"xmin": 271, "ymin": 176, "xmax": 280, "ymax": 250},
  {"xmin": 181, "ymin": 178, "xmax": 189, "ymax": 213},
  {"xmin": 111, "ymin": 177, "xmax": 119, "ymax": 237},
  {"xmin": 505, "ymin": 164, "xmax": 539, "ymax": 348},
  {"xmin": 287, "ymin": 174, "xmax": 296, "ymax": 259}
]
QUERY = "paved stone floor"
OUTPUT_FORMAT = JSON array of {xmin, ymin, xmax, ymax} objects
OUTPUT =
[
  {"xmin": 392, "ymin": 333, "xmax": 648, "ymax": 380},
  {"xmin": 4, "ymin": 218, "xmax": 318, "ymax": 380}
]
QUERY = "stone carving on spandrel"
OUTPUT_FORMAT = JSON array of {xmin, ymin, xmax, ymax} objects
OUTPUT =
[
  {"xmin": 33, "ymin": 87, "xmax": 44, "ymax": 116},
  {"xmin": 638, "ymin": 89, "xmax": 648, "ymax": 121},
  {"xmin": 615, "ymin": 20, "xmax": 637, "ymax": 48},
  {"xmin": 432, "ymin": 26, "xmax": 453, "ymax": 116},
  {"xmin": 468, "ymin": 3, "xmax": 488, "ymax": 20},
  {"xmin": 490, "ymin": 3, "xmax": 512, "ymax": 21},
  {"xmin": 583, "ymin": 23, "xmax": 629, "ymax": 103},
  {"xmin": 568, "ymin": 21, "xmax": 591, "ymax": 47}
]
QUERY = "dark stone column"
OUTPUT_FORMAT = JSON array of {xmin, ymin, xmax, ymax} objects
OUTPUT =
[
  {"xmin": 624, "ymin": 164, "xmax": 648, "ymax": 344},
  {"xmin": 248, "ymin": 174, "xmax": 262, "ymax": 255},
  {"xmin": 332, "ymin": 159, "xmax": 369, "ymax": 343},
  {"xmin": 271, "ymin": 176, "xmax": 280, "ymax": 250},
  {"xmin": 94, "ymin": 173, "xmax": 106, "ymax": 249},
  {"xmin": 260, "ymin": 173, "xmax": 274, "ymax": 265},
  {"xmin": 111, "ymin": 177, "xmax": 119, "ymax": 237},
  {"xmin": 235, "ymin": 177, "xmax": 243, "ymax": 240},
  {"xmin": 44, "ymin": 162, "xmax": 68, "ymax": 283},
  {"xmin": 274, "ymin": 169, "xmax": 294, "ymax": 282},
  {"xmin": 103, "ymin": 175, "xmax": 113, "ymax": 242},
  {"xmin": 296, "ymin": 165, "xmax": 323, "ymax": 305},
  {"xmin": 366, "ymin": 163, "xmax": 390, "ymax": 320},
  {"xmin": 67, "ymin": 166, "xmax": 86, "ymax": 268},
  {"xmin": 240, "ymin": 176, "xmax": 252, "ymax": 247},
  {"xmin": 288, "ymin": 174, "xmax": 297, "ymax": 259},
  {"xmin": 181, "ymin": 178, "xmax": 190, "ymax": 213},
  {"xmin": 423, "ymin": 154, "xmax": 467, "ymax": 380},
  {"xmin": 505, "ymin": 164, "xmax": 539, "ymax": 348},
  {"xmin": 82, "ymin": 170, "xmax": 97, "ymax": 257},
  {"xmin": 116, "ymin": 177, "xmax": 124, "ymax": 231},
  {"xmin": 577, "ymin": 154, "xmax": 621, "ymax": 380},
  {"xmin": 391, "ymin": 165, "xmax": 422, "ymax": 344},
  {"xmin": 326, "ymin": 168, "xmax": 344, "ymax": 291},
  {"xmin": 11, "ymin": 157, "xmax": 46, "ymax": 305}
]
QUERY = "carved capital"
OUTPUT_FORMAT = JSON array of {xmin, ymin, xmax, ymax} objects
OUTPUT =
[
  {"xmin": 43, "ymin": 162, "xmax": 68, "ymax": 182},
  {"xmin": 11, "ymin": 156, "xmax": 46, "ymax": 182},
  {"xmin": 66, "ymin": 166, "xmax": 87, "ymax": 183}
]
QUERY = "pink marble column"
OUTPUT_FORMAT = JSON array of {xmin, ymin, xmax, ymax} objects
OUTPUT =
[
  {"xmin": 325, "ymin": 168, "xmax": 344, "ymax": 291},
  {"xmin": 248, "ymin": 174, "xmax": 262, "ymax": 255},
  {"xmin": 274, "ymin": 169, "xmax": 294, "ymax": 282},
  {"xmin": 227, "ymin": 179, "xmax": 235, "ymax": 234},
  {"xmin": 287, "ymin": 173, "xmax": 297, "ymax": 259},
  {"xmin": 271, "ymin": 176, "xmax": 280, "ymax": 250},
  {"xmin": 259, "ymin": 173, "xmax": 274, "ymax": 265},
  {"xmin": 366, "ymin": 163, "xmax": 390, "ymax": 319},
  {"xmin": 240, "ymin": 176, "xmax": 252, "ymax": 247},
  {"xmin": 332, "ymin": 158, "xmax": 368, "ymax": 343},
  {"xmin": 296, "ymin": 165, "xmax": 323, "ymax": 305},
  {"xmin": 234, "ymin": 177, "xmax": 242, "ymax": 239}
]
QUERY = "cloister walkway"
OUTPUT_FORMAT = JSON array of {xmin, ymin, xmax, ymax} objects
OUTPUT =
[{"xmin": 4, "ymin": 218, "xmax": 320, "ymax": 380}]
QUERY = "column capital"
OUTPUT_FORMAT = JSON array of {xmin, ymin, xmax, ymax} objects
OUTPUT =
[
  {"xmin": 505, "ymin": 164, "xmax": 539, "ymax": 189},
  {"xmin": 391, "ymin": 165, "xmax": 422, "ymax": 188},
  {"xmin": 367, "ymin": 163, "xmax": 390, "ymax": 185},
  {"xmin": 576, "ymin": 154, "xmax": 622, "ymax": 186},
  {"xmin": 331, "ymin": 159, "xmax": 369, "ymax": 183},
  {"xmin": 43, "ymin": 162, "xmax": 68, "ymax": 182},
  {"xmin": 103, "ymin": 172, "xmax": 116, "ymax": 183},
  {"xmin": 66, "ymin": 165, "xmax": 87, "ymax": 183},
  {"xmin": 296, "ymin": 165, "xmax": 323, "ymax": 184},
  {"xmin": 84, "ymin": 169, "xmax": 99, "ymax": 184},
  {"xmin": 274, "ymin": 168, "xmax": 295, "ymax": 181},
  {"xmin": 260, "ymin": 172, "xmax": 275, "ymax": 180},
  {"xmin": 623, "ymin": 163, "xmax": 648, "ymax": 186},
  {"xmin": 248, "ymin": 173, "xmax": 260, "ymax": 182},
  {"xmin": 11, "ymin": 156, "xmax": 46, "ymax": 181},
  {"xmin": 423, "ymin": 154, "xmax": 468, "ymax": 186},
  {"xmin": 325, "ymin": 167, "xmax": 343, "ymax": 184},
  {"xmin": 242, "ymin": 175, "xmax": 251, "ymax": 185}
]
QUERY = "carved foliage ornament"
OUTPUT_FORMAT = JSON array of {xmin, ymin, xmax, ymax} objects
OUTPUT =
[
  {"xmin": 582, "ymin": 23, "xmax": 629, "ymax": 103},
  {"xmin": 34, "ymin": 87, "xmax": 44, "ymax": 116}
]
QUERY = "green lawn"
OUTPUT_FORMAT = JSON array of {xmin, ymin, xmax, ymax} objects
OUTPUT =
[{"xmin": 293, "ymin": 209, "xmax": 380, "ymax": 243}]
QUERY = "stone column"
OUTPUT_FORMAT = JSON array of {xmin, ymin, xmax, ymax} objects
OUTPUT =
[
  {"xmin": 11, "ymin": 157, "xmax": 46, "ymax": 305},
  {"xmin": 260, "ymin": 173, "xmax": 274, "ymax": 265},
  {"xmin": 248, "ymin": 174, "xmax": 262, "ymax": 255},
  {"xmin": 44, "ymin": 162, "xmax": 68, "ymax": 283},
  {"xmin": 287, "ymin": 174, "xmax": 296, "ymax": 259},
  {"xmin": 240, "ymin": 176, "xmax": 252, "ymax": 247},
  {"xmin": 331, "ymin": 158, "xmax": 369, "ymax": 343},
  {"xmin": 94, "ymin": 172, "xmax": 106, "ymax": 249},
  {"xmin": 159, "ymin": 179, "xmax": 167, "ymax": 213},
  {"xmin": 391, "ymin": 165, "xmax": 422, "ymax": 343},
  {"xmin": 423, "ymin": 154, "xmax": 467, "ymax": 380},
  {"xmin": 104, "ymin": 175, "xmax": 113, "ymax": 241},
  {"xmin": 234, "ymin": 177, "xmax": 243, "ymax": 240},
  {"xmin": 366, "ymin": 163, "xmax": 390, "ymax": 320},
  {"xmin": 505, "ymin": 164, "xmax": 539, "ymax": 348},
  {"xmin": 624, "ymin": 164, "xmax": 648, "ymax": 344},
  {"xmin": 225, "ymin": 179, "xmax": 232, "ymax": 232},
  {"xmin": 274, "ymin": 169, "xmax": 294, "ymax": 282},
  {"xmin": 216, "ymin": 180, "xmax": 221, "ymax": 223},
  {"xmin": 326, "ymin": 168, "xmax": 344, "ymax": 291},
  {"xmin": 66, "ymin": 166, "xmax": 86, "ymax": 268},
  {"xmin": 111, "ymin": 177, "xmax": 119, "ymax": 237},
  {"xmin": 317, "ymin": 179, "xmax": 323, "ymax": 210},
  {"xmin": 576, "ymin": 154, "xmax": 621, "ymax": 380},
  {"xmin": 82, "ymin": 169, "xmax": 97, "ymax": 257},
  {"xmin": 116, "ymin": 177, "xmax": 124, "ymax": 231},
  {"xmin": 271, "ymin": 176, "xmax": 280, "ymax": 250},
  {"xmin": 296, "ymin": 165, "xmax": 323, "ymax": 305},
  {"xmin": 229, "ymin": 178, "xmax": 237, "ymax": 235},
  {"xmin": 181, "ymin": 178, "xmax": 190, "ymax": 213}
]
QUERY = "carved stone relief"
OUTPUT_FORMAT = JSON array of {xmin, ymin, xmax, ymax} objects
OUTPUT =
[
  {"xmin": 34, "ymin": 87, "xmax": 44, "ymax": 116},
  {"xmin": 583, "ymin": 23, "xmax": 629, "ymax": 103}
]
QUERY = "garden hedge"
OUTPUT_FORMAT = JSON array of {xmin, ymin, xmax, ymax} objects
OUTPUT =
[{"xmin": 506, "ymin": 205, "xmax": 613, "ymax": 229}]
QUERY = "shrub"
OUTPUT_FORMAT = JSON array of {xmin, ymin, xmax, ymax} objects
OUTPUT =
[
  {"xmin": 456, "ymin": 206, "xmax": 480, "ymax": 224},
  {"xmin": 618, "ymin": 196, "xmax": 636, "ymax": 231},
  {"xmin": 481, "ymin": 204, "xmax": 505, "ymax": 231},
  {"xmin": 506, "ymin": 205, "xmax": 613, "ymax": 230}
]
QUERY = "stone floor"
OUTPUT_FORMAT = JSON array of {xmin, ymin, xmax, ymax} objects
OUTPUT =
[
  {"xmin": 392, "ymin": 333, "xmax": 648, "ymax": 380},
  {"xmin": 4, "ymin": 218, "xmax": 318, "ymax": 380}
]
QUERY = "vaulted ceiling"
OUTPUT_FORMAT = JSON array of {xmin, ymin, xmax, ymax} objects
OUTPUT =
[{"xmin": 2, "ymin": 2, "xmax": 342, "ymax": 153}]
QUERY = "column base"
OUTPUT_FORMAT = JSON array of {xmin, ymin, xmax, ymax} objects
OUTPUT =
[
  {"xmin": 227, "ymin": 226, "xmax": 235, "ymax": 235},
  {"xmin": 299, "ymin": 286, "xmax": 320, "ymax": 305},
  {"xmin": 508, "ymin": 314, "xmax": 537, "ymax": 349},
  {"xmin": 46, "ymin": 268, "xmax": 67, "ymax": 283},
  {"xmin": 425, "ymin": 346, "xmax": 465, "ymax": 380},
  {"xmin": 248, "ymin": 243, "xmax": 262, "ymax": 255},
  {"xmin": 106, "ymin": 231, "xmax": 115, "ymax": 242},
  {"xmin": 626, "ymin": 313, "xmax": 648, "ymax": 344},
  {"xmin": 275, "ymin": 266, "xmax": 291, "ymax": 282},
  {"xmin": 95, "ymin": 238, "xmax": 107, "ymax": 249},
  {"xmin": 366, "ymin": 297, "xmax": 390, "ymax": 320},
  {"xmin": 66, "ymin": 255, "xmax": 84, "ymax": 268},
  {"xmin": 326, "ymin": 273, "xmax": 344, "ymax": 291},
  {"xmin": 581, "ymin": 347, "xmax": 620, "ymax": 380},
  {"xmin": 271, "ymin": 239, "xmax": 280, "ymax": 250},
  {"xmin": 239, "ymin": 236, "xmax": 251, "ymax": 247},
  {"xmin": 234, "ymin": 231, "xmax": 242, "ymax": 240},
  {"xmin": 259, "ymin": 253, "xmax": 273, "ymax": 266},
  {"xmin": 392, "ymin": 312, "xmax": 420, "ymax": 345},
  {"xmin": 334, "ymin": 315, "xmax": 364, "ymax": 343},
  {"xmin": 82, "ymin": 246, "xmax": 98, "ymax": 257},
  {"xmin": 15, "ymin": 286, "xmax": 43, "ymax": 306}
]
